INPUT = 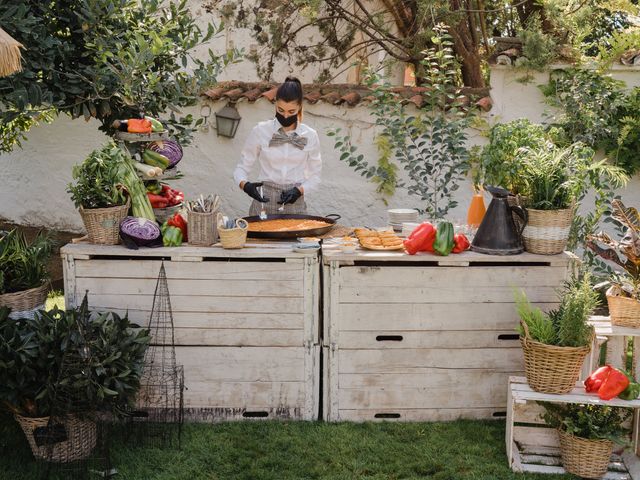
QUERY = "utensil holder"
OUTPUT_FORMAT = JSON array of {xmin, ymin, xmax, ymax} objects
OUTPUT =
[
  {"xmin": 217, "ymin": 213, "xmax": 248, "ymax": 249},
  {"xmin": 188, "ymin": 210, "xmax": 217, "ymax": 246}
]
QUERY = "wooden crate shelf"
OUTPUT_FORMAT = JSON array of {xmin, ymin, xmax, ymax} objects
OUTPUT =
[
  {"xmin": 322, "ymin": 247, "xmax": 572, "ymax": 422},
  {"xmin": 506, "ymin": 376, "xmax": 640, "ymax": 479},
  {"xmin": 61, "ymin": 243, "xmax": 321, "ymax": 421}
]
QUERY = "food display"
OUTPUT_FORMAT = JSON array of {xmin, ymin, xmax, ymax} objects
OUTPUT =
[
  {"xmin": 248, "ymin": 219, "xmax": 332, "ymax": 233},
  {"xmin": 354, "ymin": 228, "xmax": 404, "ymax": 250}
]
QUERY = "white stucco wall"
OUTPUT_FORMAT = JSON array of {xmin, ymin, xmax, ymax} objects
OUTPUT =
[{"xmin": 2, "ymin": 65, "xmax": 640, "ymax": 232}]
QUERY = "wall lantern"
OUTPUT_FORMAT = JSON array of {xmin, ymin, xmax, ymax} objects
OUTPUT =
[{"xmin": 214, "ymin": 101, "xmax": 241, "ymax": 138}]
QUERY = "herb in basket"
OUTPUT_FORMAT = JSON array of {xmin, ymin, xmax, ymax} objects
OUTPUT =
[
  {"xmin": 67, "ymin": 143, "xmax": 128, "ymax": 209},
  {"xmin": 187, "ymin": 194, "xmax": 220, "ymax": 213},
  {"xmin": 0, "ymin": 229, "xmax": 55, "ymax": 295}
]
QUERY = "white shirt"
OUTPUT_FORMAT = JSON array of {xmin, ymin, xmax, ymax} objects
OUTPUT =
[{"xmin": 233, "ymin": 118, "xmax": 322, "ymax": 192}]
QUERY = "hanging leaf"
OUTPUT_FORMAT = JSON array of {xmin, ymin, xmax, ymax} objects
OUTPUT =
[{"xmin": 612, "ymin": 200, "xmax": 640, "ymax": 233}]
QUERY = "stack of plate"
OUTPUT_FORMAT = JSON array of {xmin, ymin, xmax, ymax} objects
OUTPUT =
[{"xmin": 388, "ymin": 209, "xmax": 419, "ymax": 231}]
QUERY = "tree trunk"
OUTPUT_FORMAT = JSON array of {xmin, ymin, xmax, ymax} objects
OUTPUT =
[{"xmin": 448, "ymin": 0, "xmax": 486, "ymax": 88}]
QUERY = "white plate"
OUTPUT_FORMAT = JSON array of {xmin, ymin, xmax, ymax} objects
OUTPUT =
[
  {"xmin": 388, "ymin": 209, "xmax": 419, "ymax": 214},
  {"xmin": 292, "ymin": 245, "xmax": 320, "ymax": 253}
]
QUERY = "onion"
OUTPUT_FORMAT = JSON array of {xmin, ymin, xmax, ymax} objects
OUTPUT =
[
  {"xmin": 146, "ymin": 140, "xmax": 183, "ymax": 168},
  {"xmin": 120, "ymin": 216, "xmax": 161, "ymax": 246}
]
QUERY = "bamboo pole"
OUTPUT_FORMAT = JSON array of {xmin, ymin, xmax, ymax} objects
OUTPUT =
[{"xmin": 0, "ymin": 27, "xmax": 23, "ymax": 77}]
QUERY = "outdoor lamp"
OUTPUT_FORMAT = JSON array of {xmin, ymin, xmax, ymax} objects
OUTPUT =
[{"xmin": 214, "ymin": 102, "xmax": 241, "ymax": 138}]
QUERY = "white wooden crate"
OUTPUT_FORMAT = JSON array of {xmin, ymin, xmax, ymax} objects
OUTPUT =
[
  {"xmin": 322, "ymin": 248, "xmax": 571, "ymax": 422},
  {"xmin": 61, "ymin": 243, "xmax": 321, "ymax": 421},
  {"xmin": 506, "ymin": 376, "xmax": 640, "ymax": 479}
]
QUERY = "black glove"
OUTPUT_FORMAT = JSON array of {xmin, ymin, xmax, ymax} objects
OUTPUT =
[
  {"xmin": 243, "ymin": 181, "xmax": 269, "ymax": 203},
  {"xmin": 280, "ymin": 187, "xmax": 303, "ymax": 205}
]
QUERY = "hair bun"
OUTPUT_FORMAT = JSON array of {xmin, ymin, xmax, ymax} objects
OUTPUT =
[{"xmin": 284, "ymin": 76, "xmax": 302, "ymax": 85}]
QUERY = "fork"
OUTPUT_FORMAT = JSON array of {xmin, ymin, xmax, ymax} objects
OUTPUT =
[{"xmin": 259, "ymin": 186, "xmax": 268, "ymax": 220}]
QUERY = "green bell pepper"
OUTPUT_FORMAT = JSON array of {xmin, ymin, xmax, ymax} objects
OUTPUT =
[{"xmin": 433, "ymin": 221, "xmax": 455, "ymax": 256}]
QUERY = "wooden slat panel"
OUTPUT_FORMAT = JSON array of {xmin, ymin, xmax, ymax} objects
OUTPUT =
[
  {"xmin": 176, "ymin": 347, "xmax": 304, "ymax": 382},
  {"xmin": 340, "ymin": 266, "xmax": 568, "ymax": 288},
  {"xmin": 339, "ymin": 348, "xmax": 524, "ymax": 373},
  {"xmin": 339, "ymin": 370, "xmax": 519, "ymax": 389},
  {"xmin": 172, "ymin": 328, "xmax": 303, "ymax": 347},
  {"xmin": 514, "ymin": 426, "xmax": 559, "ymax": 448},
  {"xmin": 513, "ymin": 401, "xmax": 546, "ymax": 425},
  {"xmin": 338, "ymin": 303, "xmax": 558, "ymax": 332},
  {"xmin": 95, "ymin": 310, "xmax": 303, "ymax": 330},
  {"xmin": 337, "ymin": 379, "xmax": 510, "ymax": 409},
  {"xmin": 340, "ymin": 284, "xmax": 558, "ymax": 304},
  {"xmin": 77, "ymin": 277, "xmax": 302, "ymax": 298},
  {"xmin": 339, "ymin": 330, "xmax": 521, "ymax": 349},
  {"xmin": 75, "ymin": 259, "xmax": 303, "ymax": 281},
  {"xmin": 337, "ymin": 407, "xmax": 504, "ymax": 422},
  {"xmin": 85, "ymin": 293, "xmax": 304, "ymax": 314},
  {"xmin": 182, "ymin": 381, "xmax": 304, "ymax": 409}
]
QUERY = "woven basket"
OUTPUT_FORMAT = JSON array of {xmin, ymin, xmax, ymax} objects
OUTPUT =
[
  {"xmin": 187, "ymin": 210, "xmax": 217, "ymax": 246},
  {"xmin": 522, "ymin": 206, "xmax": 574, "ymax": 255},
  {"xmin": 607, "ymin": 286, "xmax": 640, "ymax": 328},
  {"xmin": 79, "ymin": 198, "xmax": 130, "ymax": 245},
  {"xmin": 0, "ymin": 282, "xmax": 49, "ymax": 315},
  {"xmin": 520, "ymin": 321, "xmax": 592, "ymax": 394},
  {"xmin": 217, "ymin": 213, "xmax": 248, "ymax": 249},
  {"xmin": 558, "ymin": 429, "xmax": 613, "ymax": 479},
  {"xmin": 15, "ymin": 414, "xmax": 97, "ymax": 463}
]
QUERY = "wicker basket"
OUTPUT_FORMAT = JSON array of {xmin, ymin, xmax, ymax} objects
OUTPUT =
[
  {"xmin": 15, "ymin": 414, "xmax": 97, "ymax": 463},
  {"xmin": 558, "ymin": 429, "xmax": 613, "ymax": 479},
  {"xmin": 522, "ymin": 206, "xmax": 574, "ymax": 255},
  {"xmin": 520, "ymin": 321, "xmax": 592, "ymax": 394},
  {"xmin": 217, "ymin": 213, "xmax": 248, "ymax": 249},
  {"xmin": 187, "ymin": 210, "xmax": 217, "ymax": 246},
  {"xmin": 607, "ymin": 286, "xmax": 640, "ymax": 328},
  {"xmin": 0, "ymin": 282, "xmax": 49, "ymax": 316},
  {"xmin": 79, "ymin": 199, "xmax": 130, "ymax": 245}
]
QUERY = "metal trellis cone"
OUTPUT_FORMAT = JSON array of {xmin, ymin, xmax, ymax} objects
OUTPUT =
[{"xmin": 129, "ymin": 262, "xmax": 184, "ymax": 449}]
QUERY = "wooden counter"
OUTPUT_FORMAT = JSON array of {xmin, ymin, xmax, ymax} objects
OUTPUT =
[
  {"xmin": 321, "ymin": 246, "xmax": 573, "ymax": 422},
  {"xmin": 61, "ymin": 242, "xmax": 320, "ymax": 421}
]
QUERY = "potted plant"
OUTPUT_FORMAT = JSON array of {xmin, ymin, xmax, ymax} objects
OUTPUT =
[
  {"xmin": 0, "ymin": 297, "xmax": 150, "ymax": 461},
  {"xmin": 542, "ymin": 402, "xmax": 631, "ymax": 479},
  {"xmin": 587, "ymin": 200, "xmax": 640, "ymax": 328},
  {"xmin": 67, "ymin": 142, "xmax": 130, "ymax": 245},
  {"xmin": 517, "ymin": 143, "xmax": 626, "ymax": 255},
  {"xmin": 517, "ymin": 274, "xmax": 599, "ymax": 394},
  {"xmin": 0, "ymin": 229, "xmax": 54, "ymax": 316}
]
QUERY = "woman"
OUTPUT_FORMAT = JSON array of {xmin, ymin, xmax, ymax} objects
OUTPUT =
[{"xmin": 233, "ymin": 77, "xmax": 322, "ymax": 215}]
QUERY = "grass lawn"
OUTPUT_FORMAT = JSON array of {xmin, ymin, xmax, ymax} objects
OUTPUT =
[{"xmin": 0, "ymin": 414, "xmax": 575, "ymax": 480}]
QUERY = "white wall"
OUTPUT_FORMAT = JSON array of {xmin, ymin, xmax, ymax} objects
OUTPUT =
[{"xmin": 2, "ymin": 65, "xmax": 640, "ymax": 233}]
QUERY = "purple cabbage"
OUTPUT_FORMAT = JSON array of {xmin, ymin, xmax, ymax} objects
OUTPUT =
[
  {"xmin": 146, "ymin": 140, "xmax": 183, "ymax": 168},
  {"xmin": 120, "ymin": 216, "xmax": 161, "ymax": 247}
]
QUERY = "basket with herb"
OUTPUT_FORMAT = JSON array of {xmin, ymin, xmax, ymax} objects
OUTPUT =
[
  {"xmin": 542, "ymin": 402, "xmax": 631, "ymax": 478},
  {"xmin": 186, "ymin": 194, "xmax": 220, "ymax": 246},
  {"xmin": 0, "ymin": 229, "xmax": 54, "ymax": 316},
  {"xmin": 517, "ymin": 274, "xmax": 599, "ymax": 394},
  {"xmin": 587, "ymin": 200, "xmax": 640, "ymax": 328}
]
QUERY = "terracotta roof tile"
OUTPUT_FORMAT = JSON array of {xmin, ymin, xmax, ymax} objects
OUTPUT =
[
  {"xmin": 304, "ymin": 91, "xmax": 322, "ymax": 104},
  {"xmin": 223, "ymin": 88, "xmax": 245, "ymax": 100},
  {"xmin": 341, "ymin": 91, "xmax": 361, "ymax": 106},
  {"xmin": 202, "ymin": 81, "xmax": 491, "ymax": 111},
  {"xmin": 262, "ymin": 87, "xmax": 278, "ymax": 102},
  {"xmin": 320, "ymin": 91, "xmax": 342, "ymax": 104}
]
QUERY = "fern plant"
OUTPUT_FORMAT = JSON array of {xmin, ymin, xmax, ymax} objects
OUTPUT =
[
  {"xmin": 515, "ymin": 289, "xmax": 556, "ymax": 344},
  {"xmin": 542, "ymin": 402, "xmax": 631, "ymax": 444},
  {"xmin": 0, "ymin": 229, "xmax": 55, "ymax": 295}
]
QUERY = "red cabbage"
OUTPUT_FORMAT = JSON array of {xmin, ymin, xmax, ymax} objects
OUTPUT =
[
  {"xmin": 120, "ymin": 216, "xmax": 161, "ymax": 246},
  {"xmin": 146, "ymin": 140, "xmax": 183, "ymax": 168}
]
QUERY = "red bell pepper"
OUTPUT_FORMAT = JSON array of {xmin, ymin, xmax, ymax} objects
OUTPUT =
[
  {"xmin": 167, "ymin": 212, "xmax": 188, "ymax": 242},
  {"xmin": 585, "ymin": 365, "xmax": 612, "ymax": 393},
  {"xmin": 403, "ymin": 222, "xmax": 436, "ymax": 255},
  {"xmin": 452, "ymin": 233, "xmax": 470, "ymax": 253},
  {"xmin": 598, "ymin": 367, "xmax": 630, "ymax": 400},
  {"xmin": 147, "ymin": 192, "xmax": 169, "ymax": 209}
]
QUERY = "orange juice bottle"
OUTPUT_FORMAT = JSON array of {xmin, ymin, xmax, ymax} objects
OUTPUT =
[{"xmin": 467, "ymin": 192, "xmax": 486, "ymax": 228}]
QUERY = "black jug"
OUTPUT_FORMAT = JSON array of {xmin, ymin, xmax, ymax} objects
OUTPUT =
[{"xmin": 471, "ymin": 186, "xmax": 527, "ymax": 255}]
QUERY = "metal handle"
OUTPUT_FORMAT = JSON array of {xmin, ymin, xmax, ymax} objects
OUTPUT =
[
  {"xmin": 325, "ymin": 214, "xmax": 341, "ymax": 221},
  {"xmin": 510, "ymin": 205, "xmax": 528, "ymax": 236}
]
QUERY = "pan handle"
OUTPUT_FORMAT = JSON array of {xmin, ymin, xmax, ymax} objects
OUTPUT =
[{"xmin": 325, "ymin": 214, "xmax": 341, "ymax": 221}]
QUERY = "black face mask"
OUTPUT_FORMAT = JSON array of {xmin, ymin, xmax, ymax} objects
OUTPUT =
[{"xmin": 276, "ymin": 111, "xmax": 298, "ymax": 128}]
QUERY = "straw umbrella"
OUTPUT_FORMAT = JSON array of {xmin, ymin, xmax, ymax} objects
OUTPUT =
[{"xmin": 0, "ymin": 26, "xmax": 23, "ymax": 77}]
